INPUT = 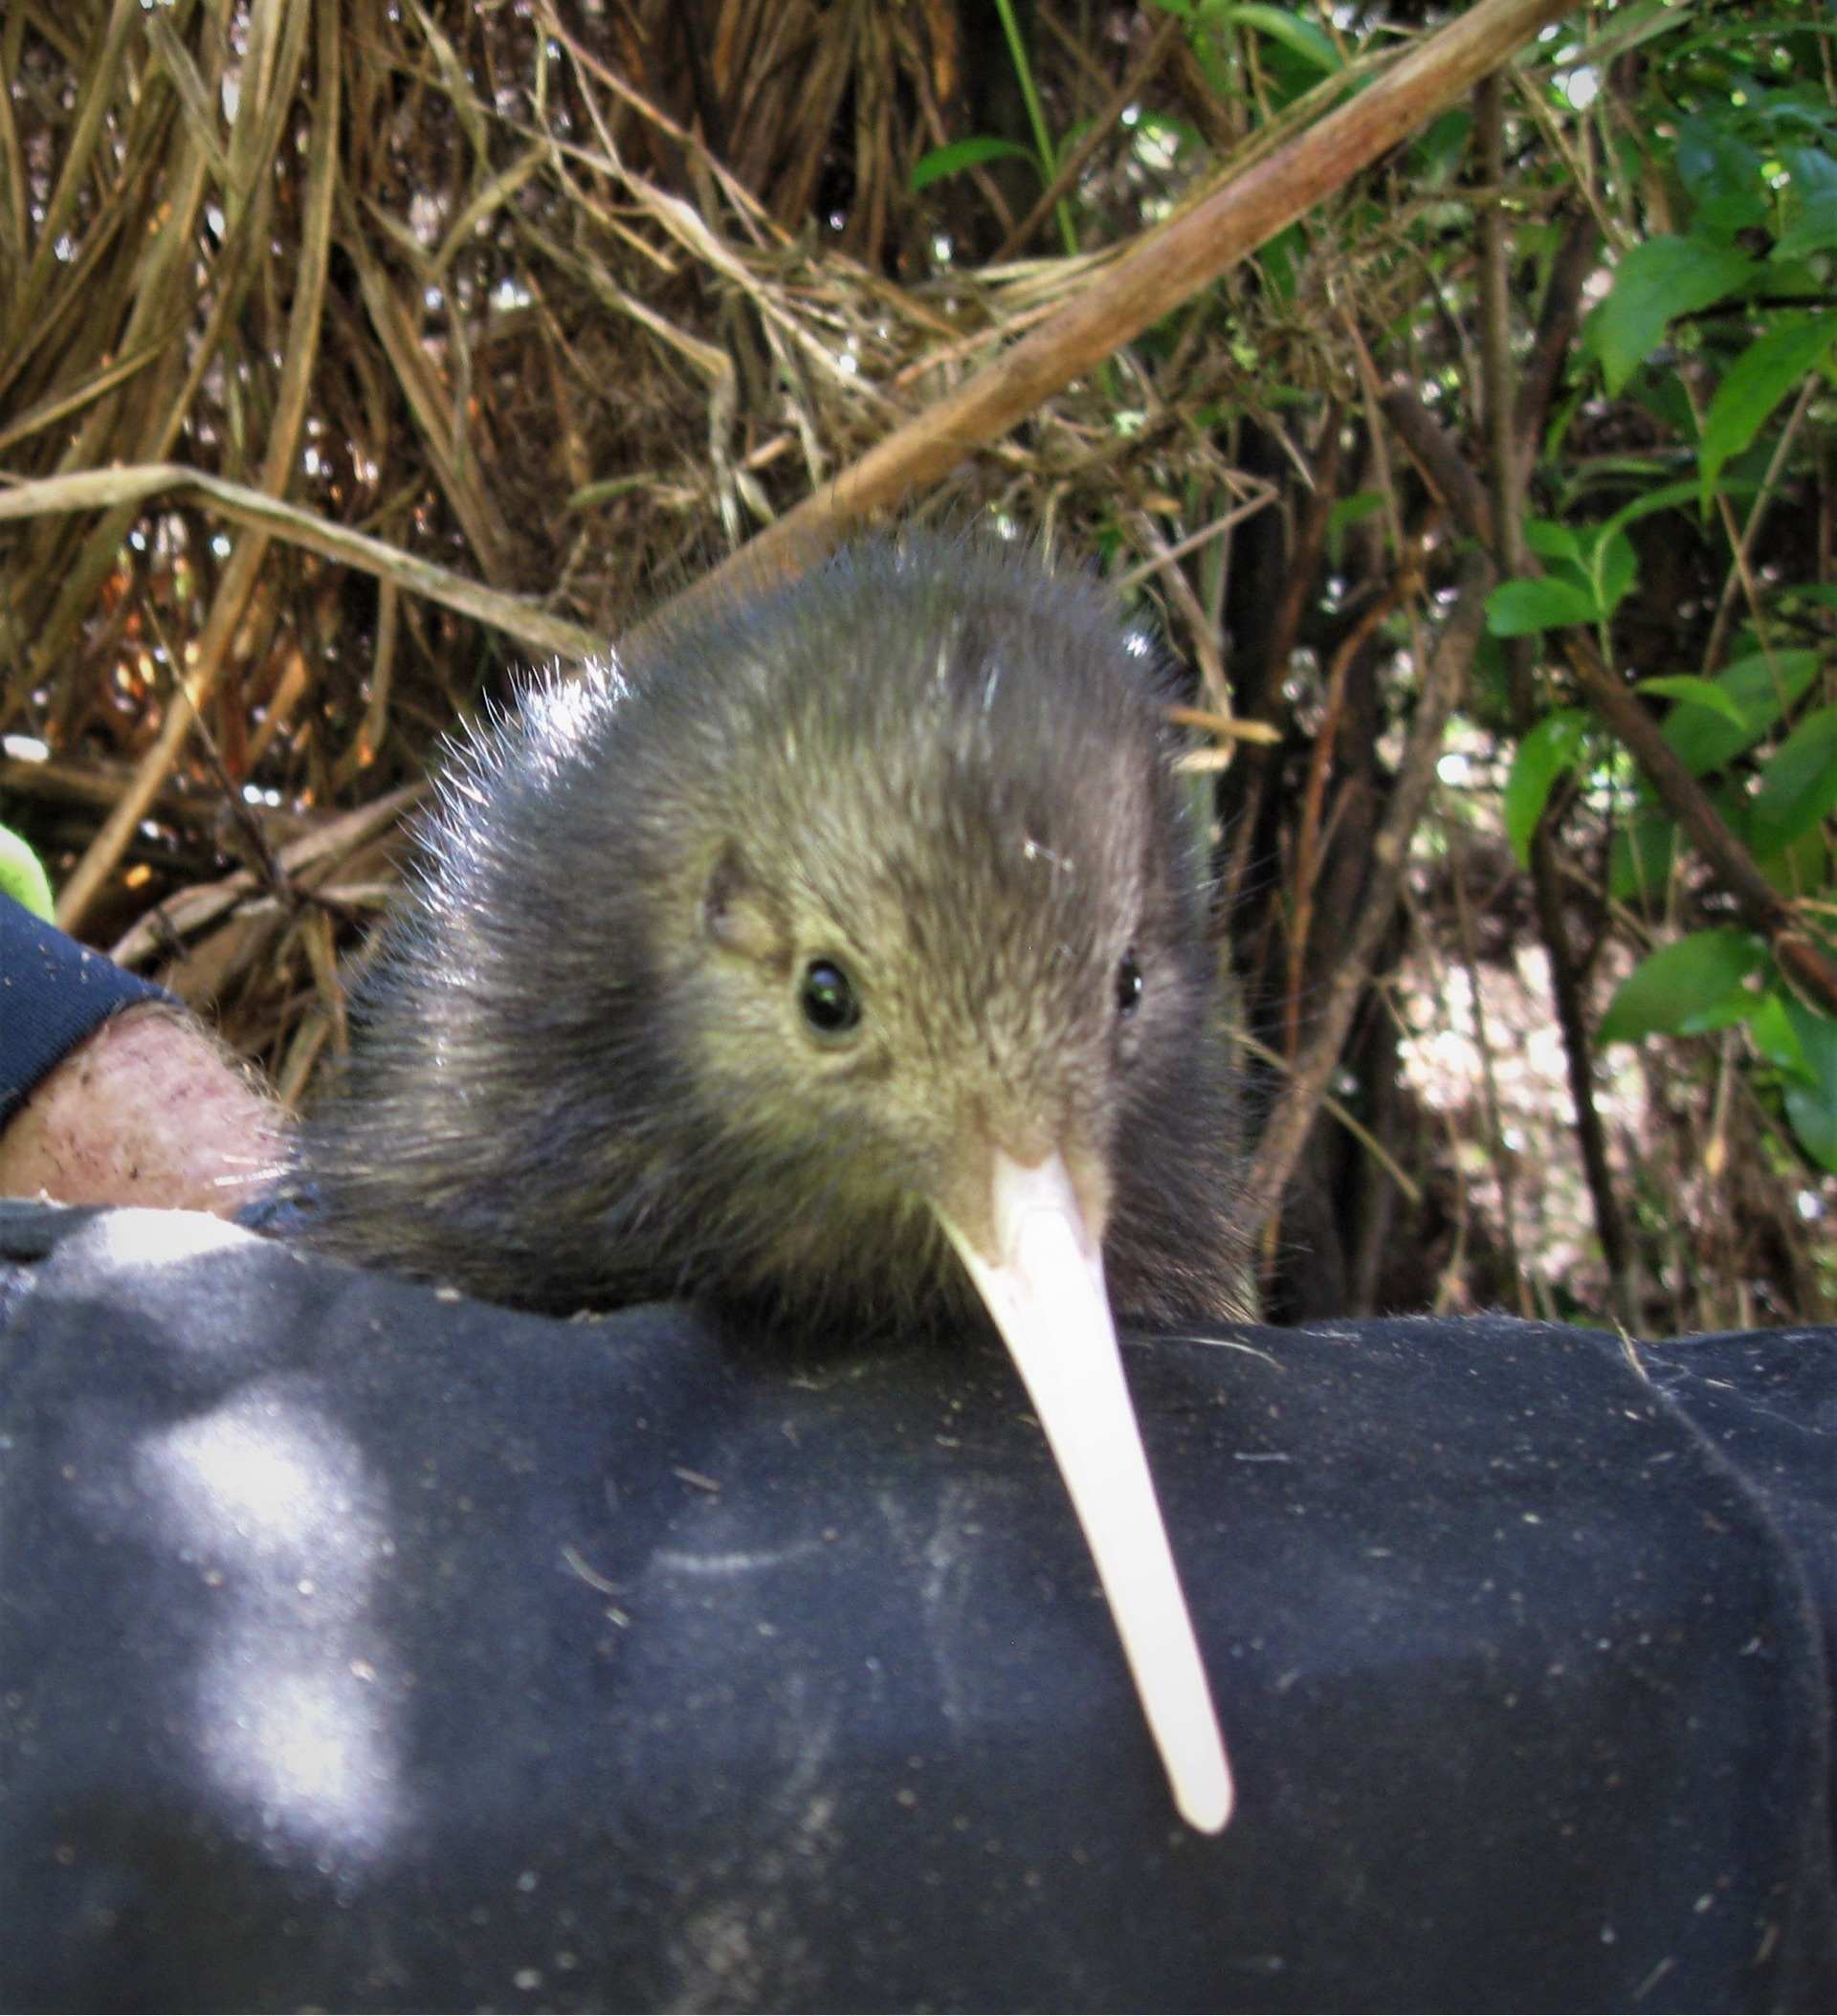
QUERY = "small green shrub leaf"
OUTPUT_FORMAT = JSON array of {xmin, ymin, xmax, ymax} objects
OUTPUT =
[
  {"xmin": 1594, "ymin": 525, "xmax": 1638, "ymax": 616},
  {"xmin": 1597, "ymin": 928, "xmax": 1767, "ymax": 1043},
  {"xmin": 1327, "ymin": 490, "xmax": 1384, "ymax": 539},
  {"xmin": 1523, "ymin": 517, "xmax": 1582, "ymax": 565},
  {"xmin": 1663, "ymin": 649, "xmax": 1822, "ymax": 775},
  {"xmin": 1748, "ymin": 991, "xmax": 1811, "ymax": 1082},
  {"xmin": 1487, "ymin": 575, "xmax": 1598, "ymax": 636},
  {"xmin": 1582, "ymin": 236, "xmax": 1758, "ymax": 394},
  {"xmin": 1504, "ymin": 710, "xmax": 1587, "ymax": 864},
  {"xmin": 1673, "ymin": 115, "xmax": 1767, "ymax": 236},
  {"xmin": 1609, "ymin": 809, "xmax": 1678, "ymax": 905},
  {"xmin": 911, "ymin": 136, "xmax": 1036, "ymax": 192},
  {"xmin": 1754, "ymin": 827, "xmax": 1830, "ymax": 899},
  {"xmin": 1700, "ymin": 313, "xmax": 1837, "ymax": 501},
  {"xmin": 1634, "ymin": 676, "xmax": 1747, "ymax": 729},
  {"xmin": 1782, "ymin": 999, "xmax": 1837, "ymax": 1174},
  {"xmin": 1751, "ymin": 704, "xmax": 1837, "ymax": 851},
  {"xmin": 0, "ymin": 826, "xmax": 55, "ymax": 922},
  {"xmin": 1205, "ymin": 4, "xmax": 1342, "ymax": 72},
  {"xmin": 1777, "ymin": 146, "xmax": 1837, "ymax": 260}
]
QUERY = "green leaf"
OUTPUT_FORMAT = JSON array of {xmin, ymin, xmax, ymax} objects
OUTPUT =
[
  {"xmin": 1597, "ymin": 927, "xmax": 1767, "ymax": 1044},
  {"xmin": 1700, "ymin": 312, "xmax": 1837, "ymax": 502},
  {"xmin": 1609, "ymin": 808, "xmax": 1678, "ymax": 905},
  {"xmin": 1748, "ymin": 990, "xmax": 1812, "ymax": 1082},
  {"xmin": 1487, "ymin": 575, "xmax": 1598, "ymax": 637},
  {"xmin": 0, "ymin": 825, "xmax": 55, "ymax": 921},
  {"xmin": 1504, "ymin": 710, "xmax": 1588, "ymax": 864},
  {"xmin": 1592, "ymin": 525, "xmax": 1638, "ymax": 617},
  {"xmin": 1601, "ymin": 474, "xmax": 1756, "ymax": 543},
  {"xmin": 911, "ymin": 136, "xmax": 1037, "ymax": 193},
  {"xmin": 1626, "ymin": 368, "xmax": 1699, "ymax": 441},
  {"xmin": 1663, "ymin": 649, "xmax": 1822, "ymax": 776},
  {"xmin": 1754, "ymin": 826, "xmax": 1830, "ymax": 899},
  {"xmin": 1673, "ymin": 115, "xmax": 1768, "ymax": 236},
  {"xmin": 1782, "ymin": 998, "xmax": 1837, "ymax": 1173},
  {"xmin": 1256, "ymin": 222, "xmax": 1303, "ymax": 304},
  {"xmin": 1522, "ymin": 518, "xmax": 1583, "ymax": 565},
  {"xmin": 1750, "ymin": 703, "xmax": 1837, "ymax": 850},
  {"xmin": 1128, "ymin": 109, "xmax": 1202, "ymax": 158},
  {"xmin": 1777, "ymin": 145, "xmax": 1837, "ymax": 260},
  {"xmin": 1634, "ymin": 676, "xmax": 1749, "ymax": 729},
  {"xmin": 1582, "ymin": 236, "xmax": 1759, "ymax": 395},
  {"xmin": 1202, "ymin": 2, "xmax": 1342, "ymax": 71},
  {"xmin": 1587, "ymin": 0, "xmax": 1693, "ymax": 65}
]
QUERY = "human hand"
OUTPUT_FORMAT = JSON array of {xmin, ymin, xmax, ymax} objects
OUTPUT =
[{"xmin": 0, "ymin": 1004, "xmax": 284, "ymax": 1216}]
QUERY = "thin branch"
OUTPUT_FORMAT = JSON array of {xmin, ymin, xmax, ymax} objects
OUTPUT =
[{"xmin": 1241, "ymin": 551, "xmax": 1495, "ymax": 1239}]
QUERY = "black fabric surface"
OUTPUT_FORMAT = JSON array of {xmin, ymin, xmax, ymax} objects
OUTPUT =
[
  {"xmin": 0, "ymin": 1198, "xmax": 1831, "ymax": 2012},
  {"xmin": 0, "ymin": 897, "xmax": 173, "ymax": 1125}
]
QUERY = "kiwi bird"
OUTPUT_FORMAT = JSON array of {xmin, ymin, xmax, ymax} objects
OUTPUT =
[{"xmin": 294, "ymin": 533, "xmax": 1249, "ymax": 1831}]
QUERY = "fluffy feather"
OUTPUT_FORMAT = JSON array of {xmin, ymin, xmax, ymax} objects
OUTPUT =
[{"xmin": 293, "ymin": 533, "xmax": 1248, "ymax": 1328}]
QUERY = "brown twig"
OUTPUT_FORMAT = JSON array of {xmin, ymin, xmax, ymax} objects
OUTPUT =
[{"xmin": 1241, "ymin": 552, "xmax": 1495, "ymax": 1239}]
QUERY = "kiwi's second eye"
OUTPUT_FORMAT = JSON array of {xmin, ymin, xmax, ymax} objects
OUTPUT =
[
  {"xmin": 799, "ymin": 959, "xmax": 862, "ymax": 1038},
  {"xmin": 1116, "ymin": 952, "xmax": 1144, "ymax": 1020}
]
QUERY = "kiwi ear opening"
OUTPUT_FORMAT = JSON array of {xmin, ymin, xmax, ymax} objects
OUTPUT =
[{"xmin": 700, "ymin": 843, "xmax": 788, "ymax": 967}]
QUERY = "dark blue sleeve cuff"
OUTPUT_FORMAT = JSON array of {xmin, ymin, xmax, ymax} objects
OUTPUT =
[{"xmin": 0, "ymin": 894, "xmax": 176, "ymax": 1127}]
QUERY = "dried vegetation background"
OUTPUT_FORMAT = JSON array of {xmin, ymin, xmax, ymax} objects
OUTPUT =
[{"xmin": 0, "ymin": 0, "xmax": 1830, "ymax": 1332}]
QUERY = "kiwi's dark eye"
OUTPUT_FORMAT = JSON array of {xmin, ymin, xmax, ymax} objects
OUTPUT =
[
  {"xmin": 1116, "ymin": 951, "xmax": 1144, "ymax": 1020},
  {"xmin": 799, "ymin": 959, "xmax": 862, "ymax": 1038}
]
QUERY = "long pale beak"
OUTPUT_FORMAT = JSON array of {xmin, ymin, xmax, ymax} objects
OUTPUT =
[{"xmin": 938, "ymin": 1150, "xmax": 1233, "ymax": 1834}]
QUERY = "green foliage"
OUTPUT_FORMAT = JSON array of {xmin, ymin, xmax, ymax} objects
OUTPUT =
[
  {"xmin": 1502, "ymin": 708, "xmax": 1587, "ymax": 863},
  {"xmin": 0, "ymin": 825, "xmax": 55, "ymax": 921},
  {"xmin": 1660, "ymin": 650, "xmax": 1823, "ymax": 778},
  {"xmin": 1782, "ymin": 1001, "xmax": 1837, "ymax": 1176},
  {"xmin": 1581, "ymin": 237, "xmax": 1758, "ymax": 396},
  {"xmin": 1698, "ymin": 312, "xmax": 1837, "ymax": 504},
  {"xmin": 1488, "ymin": 575, "xmax": 1597, "ymax": 634},
  {"xmin": 1632, "ymin": 676, "xmax": 1747, "ymax": 731},
  {"xmin": 900, "ymin": 0, "xmax": 1837, "ymax": 1302},
  {"xmin": 1597, "ymin": 928, "xmax": 1766, "ymax": 1044},
  {"xmin": 1147, "ymin": 0, "xmax": 1345, "ymax": 106},
  {"xmin": 1494, "ymin": 9, "xmax": 1837, "ymax": 1190},
  {"xmin": 1194, "ymin": 4, "xmax": 1342, "ymax": 77},
  {"xmin": 1776, "ymin": 145, "xmax": 1837, "ymax": 260},
  {"xmin": 1487, "ymin": 518, "xmax": 1638, "ymax": 635},
  {"xmin": 1750, "ymin": 705, "xmax": 1837, "ymax": 853}
]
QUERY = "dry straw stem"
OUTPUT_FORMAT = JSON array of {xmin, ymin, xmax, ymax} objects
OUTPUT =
[
  {"xmin": 0, "ymin": 464, "xmax": 606, "ymax": 666},
  {"xmin": 0, "ymin": 453, "xmax": 605, "ymax": 927},
  {"xmin": 4, "ymin": 0, "xmax": 309, "ymax": 720},
  {"xmin": 46, "ymin": 0, "xmax": 330, "ymax": 932},
  {"xmin": 107, "ymin": 783, "xmax": 426, "ymax": 970}
]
